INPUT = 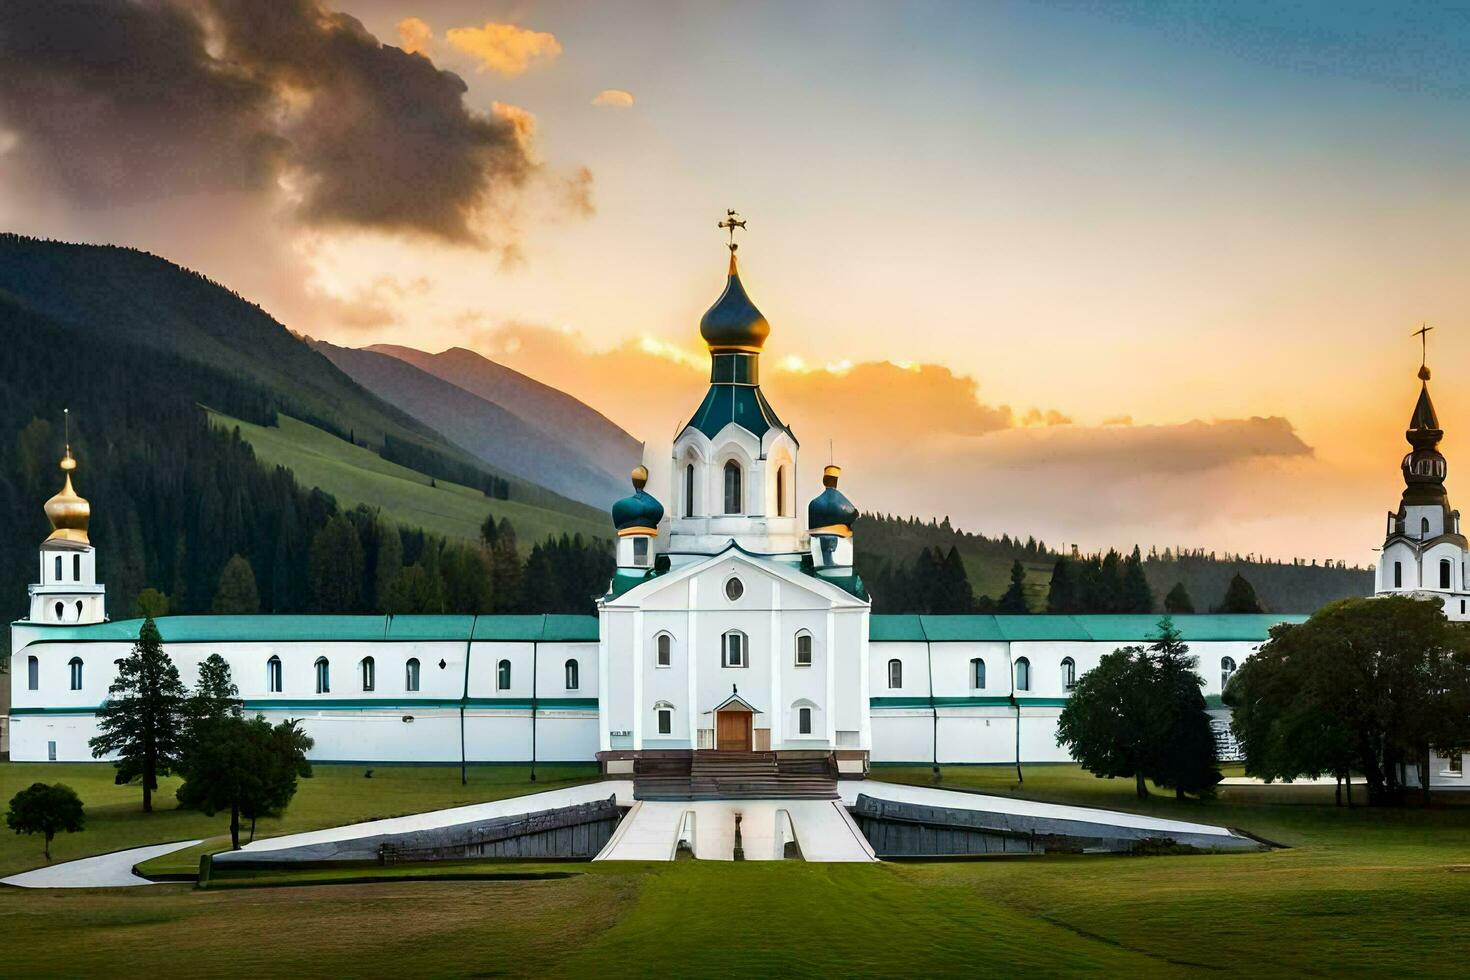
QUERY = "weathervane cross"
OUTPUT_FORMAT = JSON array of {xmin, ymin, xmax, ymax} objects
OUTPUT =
[
  {"xmin": 1413, "ymin": 323, "xmax": 1433, "ymax": 367},
  {"xmin": 717, "ymin": 209, "xmax": 746, "ymax": 252}
]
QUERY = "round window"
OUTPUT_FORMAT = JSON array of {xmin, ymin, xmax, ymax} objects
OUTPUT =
[{"xmin": 724, "ymin": 577, "xmax": 744, "ymax": 601}]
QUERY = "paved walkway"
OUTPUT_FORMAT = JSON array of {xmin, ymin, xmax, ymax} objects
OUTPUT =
[{"xmin": 1, "ymin": 839, "xmax": 202, "ymax": 889}]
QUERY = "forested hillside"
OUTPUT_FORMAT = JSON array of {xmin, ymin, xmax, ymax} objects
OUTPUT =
[{"xmin": 855, "ymin": 513, "xmax": 1370, "ymax": 614}]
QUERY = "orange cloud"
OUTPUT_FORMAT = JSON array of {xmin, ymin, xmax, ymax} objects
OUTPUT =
[
  {"xmin": 445, "ymin": 23, "xmax": 562, "ymax": 77},
  {"xmin": 592, "ymin": 89, "xmax": 635, "ymax": 108},
  {"xmin": 396, "ymin": 17, "xmax": 433, "ymax": 56}
]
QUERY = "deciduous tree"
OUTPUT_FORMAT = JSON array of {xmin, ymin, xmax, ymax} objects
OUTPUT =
[{"xmin": 5, "ymin": 782, "xmax": 84, "ymax": 861}]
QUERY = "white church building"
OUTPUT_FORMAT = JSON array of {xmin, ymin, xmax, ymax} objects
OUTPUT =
[{"xmin": 7, "ymin": 234, "xmax": 1465, "ymax": 787}]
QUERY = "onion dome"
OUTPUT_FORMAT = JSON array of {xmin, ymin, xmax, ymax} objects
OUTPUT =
[
  {"xmin": 1401, "ymin": 363, "xmax": 1450, "ymax": 507},
  {"xmin": 44, "ymin": 448, "xmax": 91, "ymax": 546},
  {"xmin": 699, "ymin": 252, "xmax": 770, "ymax": 352},
  {"xmin": 612, "ymin": 465, "xmax": 664, "ymax": 536},
  {"xmin": 808, "ymin": 465, "xmax": 857, "ymax": 537}
]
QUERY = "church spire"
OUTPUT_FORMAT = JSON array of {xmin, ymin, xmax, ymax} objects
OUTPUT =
[{"xmin": 1399, "ymin": 327, "xmax": 1450, "ymax": 514}]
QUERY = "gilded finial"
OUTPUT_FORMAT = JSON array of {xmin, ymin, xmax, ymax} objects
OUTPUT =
[
  {"xmin": 630, "ymin": 464, "xmax": 649, "ymax": 491},
  {"xmin": 60, "ymin": 408, "xmax": 75, "ymax": 471}
]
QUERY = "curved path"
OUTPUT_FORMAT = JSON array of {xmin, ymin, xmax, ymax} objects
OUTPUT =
[{"xmin": 1, "ymin": 839, "xmax": 202, "ymax": 889}]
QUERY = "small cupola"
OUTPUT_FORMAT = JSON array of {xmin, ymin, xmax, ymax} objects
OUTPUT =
[
  {"xmin": 808, "ymin": 465, "xmax": 857, "ymax": 570},
  {"xmin": 613, "ymin": 465, "xmax": 664, "ymax": 569}
]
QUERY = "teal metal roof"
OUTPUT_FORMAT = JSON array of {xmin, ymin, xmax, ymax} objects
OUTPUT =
[
  {"xmin": 866, "ymin": 614, "xmax": 1304, "ymax": 643},
  {"xmin": 17, "ymin": 614, "xmax": 600, "ymax": 645},
  {"xmin": 684, "ymin": 383, "xmax": 789, "ymax": 441}
]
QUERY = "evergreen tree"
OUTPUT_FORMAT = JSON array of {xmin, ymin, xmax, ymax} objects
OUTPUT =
[
  {"xmin": 934, "ymin": 547, "xmax": 975, "ymax": 613},
  {"xmin": 480, "ymin": 512, "xmax": 499, "ymax": 549},
  {"xmin": 521, "ymin": 543, "xmax": 564, "ymax": 612},
  {"xmin": 1217, "ymin": 573, "xmax": 1264, "ymax": 613},
  {"xmin": 442, "ymin": 543, "xmax": 494, "ymax": 613},
  {"xmin": 89, "ymin": 617, "xmax": 187, "ymax": 813},
  {"xmin": 211, "ymin": 554, "xmax": 260, "ymax": 614},
  {"xmin": 185, "ymin": 653, "xmax": 242, "ymax": 735},
  {"xmin": 1121, "ymin": 546, "xmax": 1154, "ymax": 613},
  {"xmin": 5, "ymin": 782, "xmax": 85, "ymax": 862},
  {"xmin": 997, "ymin": 560, "xmax": 1030, "ymax": 614},
  {"xmin": 373, "ymin": 521, "xmax": 403, "ymax": 612},
  {"xmin": 490, "ymin": 518, "xmax": 522, "ymax": 613},
  {"xmin": 1145, "ymin": 618, "xmax": 1221, "ymax": 798},
  {"xmin": 135, "ymin": 588, "xmax": 170, "ymax": 617},
  {"xmin": 1163, "ymin": 582, "xmax": 1195, "ymax": 614},
  {"xmin": 382, "ymin": 563, "xmax": 446, "ymax": 614},
  {"xmin": 1046, "ymin": 558, "xmax": 1077, "ymax": 613},
  {"xmin": 308, "ymin": 514, "xmax": 364, "ymax": 612}
]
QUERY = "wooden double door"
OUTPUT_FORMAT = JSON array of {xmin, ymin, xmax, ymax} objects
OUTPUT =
[{"xmin": 716, "ymin": 709, "xmax": 752, "ymax": 751}]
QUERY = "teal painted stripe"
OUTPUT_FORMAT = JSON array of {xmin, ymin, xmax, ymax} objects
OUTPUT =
[{"xmin": 869, "ymin": 696, "xmax": 1014, "ymax": 708}]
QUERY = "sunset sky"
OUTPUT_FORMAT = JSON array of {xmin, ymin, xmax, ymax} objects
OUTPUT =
[{"xmin": 5, "ymin": 1, "xmax": 1470, "ymax": 564}]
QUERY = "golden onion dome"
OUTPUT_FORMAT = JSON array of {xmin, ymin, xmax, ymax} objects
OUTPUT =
[{"xmin": 44, "ymin": 449, "xmax": 91, "ymax": 546}]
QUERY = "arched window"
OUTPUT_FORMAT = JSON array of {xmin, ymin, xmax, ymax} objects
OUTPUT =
[
  {"xmin": 656, "ymin": 633, "xmax": 672, "ymax": 668},
  {"xmin": 654, "ymin": 701, "xmax": 674, "ymax": 735},
  {"xmin": 68, "ymin": 657, "xmax": 83, "ymax": 691},
  {"xmin": 73, "ymin": 554, "xmax": 81, "ymax": 582},
  {"xmin": 1393, "ymin": 561, "xmax": 1403, "ymax": 588},
  {"xmin": 1221, "ymin": 656, "xmax": 1237, "ymax": 690},
  {"xmin": 360, "ymin": 656, "xmax": 375, "ymax": 692},
  {"xmin": 27, "ymin": 655, "xmax": 39, "ymax": 691},
  {"xmin": 887, "ymin": 658, "xmax": 902, "ymax": 689},
  {"xmin": 405, "ymin": 658, "xmax": 420, "ymax": 692},
  {"xmin": 1422, "ymin": 517, "xmax": 1430, "ymax": 536},
  {"xmin": 1015, "ymin": 657, "xmax": 1031, "ymax": 692},
  {"xmin": 971, "ymin": 657, "xmax": 986, "ymax": 689},
  {"xmin": 776, "ymin": 466, "xmax": 788, "ymax": 517},
  {"xmin": 53, "ymin": 555, "xmax": 62, "ymax": 582},
  {"xmin": 1061, "ymin": 657, "xmax": 1077, "ymax": 691},
  {"xmin": 315, "ymin": 657, "xmax": 330, "ymax": 694},
  {"xmin": 54, "ymin": 601, "xmax": 64, "ymax": 621},
  {"xmin": 684, "ymin": 463, "xmax": 696, "ymax": 518},
  {"xmin": 565, "ymin": 659, "xmax": 579, "ymax": 690},
  {"xmin": 798, "ymin": 705, "xmax": 813, "ymax": 735},
  {"xmin": 795, "ymin": 632, "xmax": 812, "ymax": 667},
  {"xmin": 1441, "ymin": 558, "xmax": 1452, "ymax": 589},
  {"xmin": 267, "ymin": 656, "xmax": 282, "ymax": 693},
  {"xmin": 75, "ymin": 600, "xmax": 83, "ymax": 619},
  {"xmin": 723, "ymin": 460, "xmax": 743, "ymax": 514},
  {"xmin": 723, "ymin": 630, "xmax": 747, "ymax": 668},
  {"xmin": 497, "ymin": 659, "xmax": 512, "ymax": 690}
]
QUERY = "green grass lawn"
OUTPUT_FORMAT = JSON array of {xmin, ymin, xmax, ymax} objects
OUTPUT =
[
  {"xmin": 2, "ymin": 762, "xmax": 1468, "ymax": 976},
  {"xmin": 0, "ymin": 762, "xmax": 599, "ymax": 879},
  {"xmin": 208, "ymin": 411, "xmax": 610, "ymax": 550}
]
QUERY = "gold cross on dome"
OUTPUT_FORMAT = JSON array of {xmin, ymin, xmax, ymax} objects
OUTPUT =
[{"xmin": 717, "ymin": 210, "xmax": 746, "ymax": 252}]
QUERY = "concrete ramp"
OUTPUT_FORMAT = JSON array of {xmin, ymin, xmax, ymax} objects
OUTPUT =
[
  {"xmin": 786, "ymin": 800, "xmax": 879, "ymax": 862},
  {"xmin": 593, "ymin": 801, "xmax": 687, "ymax": 862}
]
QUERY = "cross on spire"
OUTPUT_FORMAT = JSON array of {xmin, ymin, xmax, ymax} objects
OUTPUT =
[
  {"xmin": 717, "ymin": 209, "xmax": 746, "ymax": 253},
  {"xmin": 1413, "ymin": 323, "xmax": 1433, "ymax": 368}
]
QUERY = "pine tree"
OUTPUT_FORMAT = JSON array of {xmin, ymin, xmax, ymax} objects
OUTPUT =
[
  {"xmin": 521, "ymin": 543, "xmax": 563, "ymax": 612},
  {"xmin": 185, "ymin": 653, "xmax": 242, "ymax": 734},
  {"xmin": 490, "ymin": 519, "xmax": 522, "ymax": 613},
  {"xmin": 1217, "ymin": 573, "xmax": 1264, "ymax": 613},
  {"xmin": 1121, "ymin": 545, "xmax": 1154, "ymax": 613},
  {"xmin": 373, "ymin": 521, "xmax": 403, "ymax": 612},
  {"xmin": 89, "ymin": 617, "xmax": 187, "ymax": 813},
  {"xmin": 1164, "ymin": 581, "xmax": 1195, "ymax": 613},
  {"xmin": 935, "ymin": 546, "xmax": 975, "ymax": 613},
  {"xmin": 1144, "ymin": 618, "xmax": 1221, "ymax": 798},
  {"xmin": 308, "ymin": 514, "xmax": 364, "ymax": 612},
  {"xmin": 211, "ymin": 554, "xmax": 260, "ymax": 614},
  {"xmin": 1046, "ymin": 558, "xmax": 1076, "ymax": 613},
  {"xmin": 997, "ymin": 560, "xmax": 1029, "ymax": 614}
]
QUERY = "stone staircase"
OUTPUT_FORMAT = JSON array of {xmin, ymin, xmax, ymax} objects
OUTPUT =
[{"xmin": 634, "ymin": 750, "xmax": 839, "ymax": 801}]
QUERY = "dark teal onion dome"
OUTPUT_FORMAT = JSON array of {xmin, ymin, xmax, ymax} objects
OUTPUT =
[
  {"xmin": 612, "ymin": 465, "xmax": 664, "ymax": 535},
  {"xmin": 808, "ymin": 465, "xmax": 857, "ymax": 537},
  {"xmin": 699, "ymin": 253, "xmax": 770, "ymax": 352}
]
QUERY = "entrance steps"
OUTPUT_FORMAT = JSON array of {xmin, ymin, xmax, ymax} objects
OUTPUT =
[
  {"xmin": 593, "ymin": 799, "xmax": 876, "ymax": 862},
  {"xmin": 633, "ymin": 750, "xmax": 839, "ymax": 801}
]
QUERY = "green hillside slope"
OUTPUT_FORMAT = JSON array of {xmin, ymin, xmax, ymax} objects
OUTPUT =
[{"xmin": 208, "ymin": 411, "xmax": 609, "ymax": 549}]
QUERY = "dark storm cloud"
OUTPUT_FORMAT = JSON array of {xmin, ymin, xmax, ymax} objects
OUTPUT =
[{"xmin": 0, "ymin": 0, "xmax": 542, "ymax": 243}]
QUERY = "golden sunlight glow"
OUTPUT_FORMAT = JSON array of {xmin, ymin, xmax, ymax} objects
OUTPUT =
[
  {"xmin": 395, "ymin": 17, "xmax": 433, "ymax": 56},
  {"xmin": 445, "ymin": 22, "xmax": 562, "ymax": 77}
]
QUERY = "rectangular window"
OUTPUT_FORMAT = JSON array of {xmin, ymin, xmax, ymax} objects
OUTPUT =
[
  {"xmin": 798, "ymin": 706, "xmax": 812, "ymax": 735},
  {"xmin": 723, "ymin": 633, "xmax": 746, "ymax": 668},
  {"xmin": 1393, "ymin": 561, "xmax": 1402, "ymax": 588},
  {"xmin": 47, "ymin": 741, "xmax": 57, "ymax": 762},
  {"xmin": 795, "ymin": 634, "xmax": 812, "ymax": 667},
  {"xmin": 657, "ymin": 709, "xmax": 672, "ymax": 735},
  {"xmin": 1441, "ymin": 561, "xmax": 1452, "ymax": 589},
  {"xmin": 53, "ymin": 555, "xmax": 62, "ymax": 582},
  {"xmin": 1449, "ymin": 753, "xmax": 1463, "ymax": 775},
  {"xmin": 633, "ymin": 537, "xmax": 649, "ymax": 566},
  {"xmin": 27, "ymin": 656, "xmax": 38, "ymax": 691},
  {"xmin": 73, "ymin": 554, "xmax": 81, "ymax": 582}
]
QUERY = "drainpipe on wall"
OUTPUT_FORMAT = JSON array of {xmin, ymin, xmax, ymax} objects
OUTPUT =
[
  {"xmin": 530, "ymin": 625, "xmax": 540, "ymax": 783},
  {"xmin": 1010, "ymin": 642, "xmax": 1023, "ymax": 784},
  {"xmin": 461, "ymin": 614, "xmax": 478, "ymax": 786},
  {"xmin": 925, "ymin": 634, "xmax": 939, "ymax": 781}
]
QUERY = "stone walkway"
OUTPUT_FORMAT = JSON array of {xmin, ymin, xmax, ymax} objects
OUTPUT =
[{"xmin": 1, "ymin": 839, "xmax": 202, "ymax": 889}]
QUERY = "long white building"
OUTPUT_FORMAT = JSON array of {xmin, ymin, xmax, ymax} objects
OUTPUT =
[{"xmin": 9, "ymin": 233, "xmax": 1464, "ymax": 786}]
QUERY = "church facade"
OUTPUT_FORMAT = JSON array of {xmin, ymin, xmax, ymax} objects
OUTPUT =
[{"xmin": 8, "ymin": 234, "xmax": 1464, "ymax": 785}]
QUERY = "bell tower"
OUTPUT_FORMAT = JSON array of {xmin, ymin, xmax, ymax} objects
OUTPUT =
[{"xmin": 28, "ymin": 415, "xmax": 106, "ymax": 625}]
